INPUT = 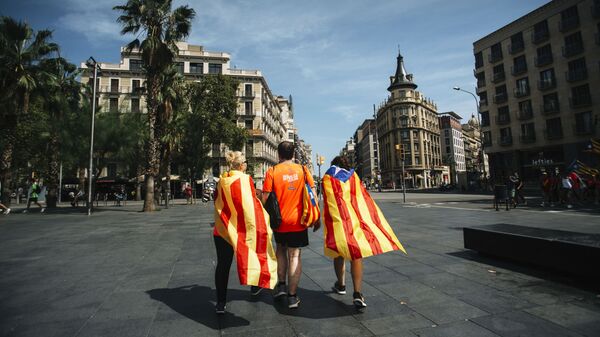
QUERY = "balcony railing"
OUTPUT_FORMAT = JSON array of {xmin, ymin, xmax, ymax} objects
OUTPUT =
[
  {"xmin": 496, "ymin": 114, "xmax": 511, "ymax": 125},
  {"xmin": 498, "ymin": 135, "xmax": 513, "ymax": 146},
  {"xmin": 491, "ymin": 72, "xmax": 506, "ymax": 83},
  {"xmin": 544, "ymin": 128, "xmax": 563, "ymax": 140},
  {"xmin": 566, "ymin": 68, "xmax": 588, "ymax": 82},
  {"xmin": 559, "ymin": 17, "xmax": 580, "ymax": 32},
  {"xmin": 541, "ymin": 102, "xmax": 560, "ymax": 115},
  {"xmin": 517, "ymin": 108, "xmax": 533, "ymax": 120},
  {"xmin": 238, "ymin": 91, "xmax": 257, "ymax": 99},
  {"xmin": 573, "ymin": 123, "xmax": 594, "ymax": 135},
  {"xmin": 509, "ymin": 42, "xmax": 525, "ymax": 55},
  {"xmin": 488, "ymin": 53, "xmax": 503, "ymax": 63},
  {"xmin": 538, "ymin": 79, "xmax": 556, "ymax": 91},
  {"xmin": 532, "ymin": 30, "xmax": 550, "ymax": 44},
  {"xmin": 493, "ymin": 93, "xmax": 508, "ymax": 104},
  {"xmin": 534, "ymin": 54, "xmax": 553, "ymax": 67},
  {"xmin": 514, "ymin": 87, "xmax": 530, "ymax": 98},
  {"xmin": 511, "ymin": 64, "xmax": 528, "ymax": 76},
  {"xmin": 562, "ymin": 43, "xmax": 584, "ymax": 58},
  {"xmin": 569, "ymin": 95, "xmax": 592, "ymax": 108},
  {"xmin": 520, "ymin": 133, "xmax": 536, "ymax": 143}
]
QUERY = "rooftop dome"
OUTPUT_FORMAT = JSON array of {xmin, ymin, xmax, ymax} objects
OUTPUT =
[{"xmin": 467, "ymin": 114, "xmax": 479, "ymax": 127}]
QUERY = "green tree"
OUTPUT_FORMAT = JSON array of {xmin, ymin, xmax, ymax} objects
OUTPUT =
[
  {"xmin": 0, "ymin": 17, "xmax": 58, "ymax": 204},
  {"xmin": 114, "ymin": 0, "xmax": 195, "ymax": 212}
]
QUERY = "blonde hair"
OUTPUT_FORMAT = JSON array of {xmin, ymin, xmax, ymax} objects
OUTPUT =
[{"xmin": 225, "ymin": 151, "xmax": 246, "ymax": 170}]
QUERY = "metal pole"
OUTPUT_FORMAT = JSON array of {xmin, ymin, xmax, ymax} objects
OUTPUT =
[
  {"xmin": 87, "ymin": 60, "xmax": 98, "ymax": 216},
  {"xmin": 58, "ymin": 162, "xmax": 63, "ymax": 204},
  {"xmin": 373, "ymin": 104, "xmax": 380, "ymax": 189},
  {"xmin": 402, "ymin": 150, "xmax": 406, "ymax": 203},
  {"xmin": 454, "ymin": 87, "xmax": 487, "ymax": 181}
]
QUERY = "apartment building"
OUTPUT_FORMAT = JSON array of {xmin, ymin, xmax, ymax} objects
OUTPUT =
[
  {"xmin": 376, "ymin": 52, "xmax": 443, "ymax": 189},
  {"xmin": 353, "ymin": 119, "xmax": 379, "ymax": 183},
  {"xmin": 439, "ymin": 112, "xmax": 467, "ymax": 186},
  {"xmin": 474, "ymin": 0, "xmax": 600, "ymax": 181},
  {"xmin": 80, "ymin": 42, "xmax": 294, "ymax": 184}
]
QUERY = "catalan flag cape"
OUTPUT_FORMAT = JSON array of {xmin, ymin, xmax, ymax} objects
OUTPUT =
[
  {"xmin": 214, "ymin": 171, "xmax": 278, "ymax": 289},
  {"xmin": 322, "ymin": 167, "xmax": 406, "ymax": 260}
]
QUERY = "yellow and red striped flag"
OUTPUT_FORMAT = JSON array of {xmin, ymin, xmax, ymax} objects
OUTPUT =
[
  {"xmin": 214, "ymin": 171, "xmax": 278, "ymax": 289},
  {"xmin": 322, "ymin": 168, "xmax": 406, "ymax": 260}
]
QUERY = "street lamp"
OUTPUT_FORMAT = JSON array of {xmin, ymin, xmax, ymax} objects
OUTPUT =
[
  {"xmin": 394, "ymin": 144, "xmax": 406, "ymax": 203},
  {"xmin": 86, "ymin": 57, "xmax": 100, "ymax": 216},
  {"xmin": 453, "ymin": 86, "xmax": 487, "ymax": 182}
]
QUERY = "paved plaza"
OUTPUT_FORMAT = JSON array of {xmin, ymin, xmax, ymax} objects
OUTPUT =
[{"xmin": 1, "ymin": 193, "xmax": 599, "ymax": 336}]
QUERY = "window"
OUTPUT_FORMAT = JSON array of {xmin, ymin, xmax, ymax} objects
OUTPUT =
[
  {"xmin": 512, "ymin": 55, "xmax": 527, "ymax": 75},
  {"xmin": 444, "ymin": 130, "xmax": 449, "ymax": 137},
  {"xmin": 560, "ymin": 5, "xmax": 580, "ymax": 32},
  {"xmin": 497, "ymin": 106, "xmax": 510, "ymax": 124},
  {"xmin": 574, "ymin": 111, "xmax": 593, "ymax": 134},
  {"xmin": 570, "ymin": 84, "xmax": 591, "ymax": 107},
  {"xmin": 131, "ymin": 98, "xmax": 140, "ymax": 113},
  {"xmin": 244, "ymin": 84, "xmax": 253, "ymax": 97},
  {"xmin": 175, "ymin": 62, "xmax": 184, "ymax": 74},
  {"xmin": 567, "ymin": 57, "xmax": 587, "ymax": 82},
  {"xmin": 533, "ymin": 20, "xmax": 550, "ymax": 43},
  {"xmin": 499, "ymin": 127, "xmax": 512, "ymax": 145},
  {"xmin": 479, "ymin": 91, "xmax": 488, "ymax": 106},
  {"xmin": 515, "ymin": 77, "xmax": 529, "ymax": 97},
  {"xmin": 110, "ymin": 79, "xmax": 119, "ymax": 93},
  {"xmin": 189, "ymin": 62, "xmax": 203, "ymax": 74},
  {"xmin": 245, "ymin": 120, "xmax": 253, "ymax": 129},
  {"xmin": 509, "ymin": 32, "xmax": 524, "ymax": 54},
  {"xmin": 539, "ymin": 68, "xmax": 555, "ymax": 90},
  {"xmin": 109, "ymin": 98, "xmax": 118, "ymax": 113},
  {"xmin": 543, "ymin": 92, "xmax": 559, "ymax": 113},
  {"xmin": 483, "ymin": 131, "xmax": 492, "ymax": 146},
  {"xmin": 489, "ymin": 43, "xmax": 503, "ymax": 62},
  {"xmin": 535, "ymin": 44, "xmax": 553, "ymax": 66},
  {"xmin": 545, "ymin": 117, "xmax": 563, "ymax": 140},
  {"xmin": 563, "ymin": 32, "xmax": 584, "ymax": 57},
  {"xmin": 130, "ymin": 59, "xmax": 143, "ymax": 71},
  {"xmin": 475, "ymin": 52, "xmax": 483, "ymax": 68},
  {"xmin": 132, "ymin": 79, "xmax": 141, "ymax": 94},
  {"xmin": 494, "ymin": 85, "xmax": 507, "ymax": 103},
  {"xmin": 520, "ymin": 123, "xmax": 536, "ymax": 142},
  {"xmin": 518, "ymin": 100, "xmax": 532, "ymax": 119},
  {"xmin": 492, "ymin": 64, "xmax": 505, "ymax": 83},
  {"xmin": 245, "ymin": 101, "xmax": 253, "ymax": 114},
  {"xmin": 208, "ymin": 63, "xmax": 222, "ymax": 74},
  {"xmin": 476, "ymin": 72, "xmax": 485, "ymax": 88},
  {"xmin": 480, "ymin": 111, "xmax": 490, "ymax": 127}
]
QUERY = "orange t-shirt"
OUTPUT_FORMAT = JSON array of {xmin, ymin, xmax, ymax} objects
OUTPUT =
[{"xmin": 263, "ymin": 163, "xmax": 315, "ymax": 233}]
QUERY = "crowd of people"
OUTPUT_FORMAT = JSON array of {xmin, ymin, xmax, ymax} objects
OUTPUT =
[{"xmin": 540, "ymin": 169, "xmax": 600, "ymax": 209}]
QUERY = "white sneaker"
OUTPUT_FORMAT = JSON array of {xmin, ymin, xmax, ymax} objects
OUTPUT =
[
  {"xmin": 40, "ymin": 208, "xmax": 46, "ymax": 213},
  {"xmin": 22, "ymin": 209, "xmax": 28, "ymax": 213},
  {"xmin": 4, "ymin": 208, "xmax": 10, "ymax": 215}
]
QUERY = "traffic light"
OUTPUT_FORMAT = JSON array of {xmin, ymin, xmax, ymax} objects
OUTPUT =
[{"xmin": 319, "ymin": 156, "xmax": 325, "ymax": 165}]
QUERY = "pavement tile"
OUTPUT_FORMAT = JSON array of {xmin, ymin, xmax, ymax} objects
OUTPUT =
[
  {"xmin": 75, "ymin": 317, "xmax": 153, "ymax": 337},
  {"xmin": 361, "ymin": 311, "xmax": 433, "ymax": 335},
  {"xmin": 287, "ymin": 315, "xmax": 374, "ymax": 336},
  {"xmin": 525, "ymin": 302, "xmax": 600, "ymax": 336},
  {"xmin": 471, "ymin": 311, "xmax": 585, "ymax": 337},
  {"xmin": 410, "ymin": 320, "xmax": 500, "ymax": 337}
]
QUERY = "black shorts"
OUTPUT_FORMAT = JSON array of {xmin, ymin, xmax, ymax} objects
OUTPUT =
[
  {"xmin": 29, "ymin": 197, "xmax": 38, "ymax": 202},
  {"xmin": 274, "ymin": 229, "xmax": 309, "ymax": 248}
]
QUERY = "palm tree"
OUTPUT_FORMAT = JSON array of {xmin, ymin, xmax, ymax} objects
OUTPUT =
[
  {"xmin": 0, "ymin": 17, "xmax": 58, "ymax": 205},
  {"xmin": 114, "ymin": 0, "xmax": 195, "ymax": 212}
]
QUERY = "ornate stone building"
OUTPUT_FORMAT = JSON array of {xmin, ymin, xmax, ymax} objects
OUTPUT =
[{"xmin": 376, "ymin": 52, "xmax": 443, "ymax": 189}]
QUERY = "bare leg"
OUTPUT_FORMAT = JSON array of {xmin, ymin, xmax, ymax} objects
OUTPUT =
[
  {"xmin": 333, "ymin": 257, "xmax": 346, "ymax": 286},
  {"xmin": 276, "ymin": 244, "xmax": 288, "ymax": 283},
  {"xmin": 350, "ymin": 259, "xmax": 363, "ymax": 293},
  {"xmin": 287, "ymin": 247, "xmax": 302, "ymax": 295}
]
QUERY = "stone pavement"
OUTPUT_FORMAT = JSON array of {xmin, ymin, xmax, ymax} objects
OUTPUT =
[{"xmin": 0, "ymin": 193, "xmax": 599, "ymax": 336}]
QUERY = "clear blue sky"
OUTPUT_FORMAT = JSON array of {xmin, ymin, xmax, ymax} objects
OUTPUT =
[{"xmin": 1, "ymin": 0, "xmax": 549, "ymax": 169}]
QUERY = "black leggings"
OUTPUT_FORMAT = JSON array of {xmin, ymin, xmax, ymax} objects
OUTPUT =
[{"xmin": 214, "ymin": 235, "xmax": 234, "ymax": 303}]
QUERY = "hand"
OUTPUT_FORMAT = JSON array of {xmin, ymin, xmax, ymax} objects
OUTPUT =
[{"xmin": 312, "ymin": 219, "xmax": 321, "ymax": 232}]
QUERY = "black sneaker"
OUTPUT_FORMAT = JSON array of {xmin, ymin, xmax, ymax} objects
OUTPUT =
[
  {"xmin": 332, "ymin": 281, "xmax": 346, "ymax": 295},
  {"xmin": 288, "ymin": 294, "xmax": 301, "ymax": 309},
  {"xmin": 353, "ymin": 292, "xmax": 367, "ymax": 308},
  {"xmin": 273, "ymin": 283, "xmax": 287, "ymax": 298},
  {"xmin": 250, "ymin": 286, "xmax": 263, "ymax": 296},
  {"xmin": 215, "ymin": 302, "xmax": 226, "ymax": 314}
]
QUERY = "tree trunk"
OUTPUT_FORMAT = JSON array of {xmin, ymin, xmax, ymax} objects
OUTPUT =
[
  {"xmin": 142, "ymin": 174, "xmax": 155, "ymax": 211},
  {"xmin": 45, "ymin": 136, "xmax": 60, "ymax": 208},
  {"xmin": 142, "ymin": 76, "xmax": 161, "ymax": 212},
  {"xmin": 0, "ymin": 145, "xmax": 14, "ymax": 206}
]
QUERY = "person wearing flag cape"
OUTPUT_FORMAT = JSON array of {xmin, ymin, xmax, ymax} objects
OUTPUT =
[
  {"xmin": 213, "ymin": 151, "xmax": 278, "ymax": 314},
  {"xmin": 322, "ymin": 156, "xmax": 406, "ymax": 308}
]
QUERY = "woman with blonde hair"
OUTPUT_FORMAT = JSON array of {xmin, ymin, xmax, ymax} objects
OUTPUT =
[{"xmin": 212, "ymin": 151, "xmax": 278, "ymax": 314}]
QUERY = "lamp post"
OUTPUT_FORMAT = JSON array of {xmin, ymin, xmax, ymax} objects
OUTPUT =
[
  {"xmin": 453, "ymin": 86, "xmax": 487, "ymax": 181},
  {"xmin": 395, "ymin": 144, "xmax": 406, "ymax": 203},
  {"xmin": 86, "ymin": 57, "xmax": 100, "ymax": 216}
]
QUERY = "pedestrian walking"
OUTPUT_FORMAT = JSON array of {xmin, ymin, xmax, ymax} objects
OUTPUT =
[
  {"xmin": 540, "ymin": 171, "xmax": 552, "ymax": 207},
  {"xmin": 23, "ymin": 178, "xmax": 45, "ymax": 213},
  {"xmin": 561, "ymin": 172, "xmax": 574, "ymax": 208},
  {"xmin": 261, "ymin": 141, "xmax": 318, "ymax": 309},
  {"xmin": 212, "ymin": 151, "xmax": 277, "ymax": 314},
  {"xmin": 184, "ymin": 183, "xmax": 192, "ymax": 204},
  {"xmin": 322, "ymin": 156, "xmax": 406, "ymax": 308}
]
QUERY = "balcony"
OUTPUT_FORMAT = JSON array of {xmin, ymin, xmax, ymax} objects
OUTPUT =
[
  {"xmin": 538, "ymin": 79, "xmax": 556, "ymax": 91},
  {"xmin": 566, "ymin": 68, "xmax": 587, "ymax": 82},
  {"xmin": 511, "ymin": 64, "xmax": 528, "ymax": 76},
  {"xmin": 509, "ymin": 42, "xmax": 525, "ymax": 55},
  {"xmin": 569, "ymin": 95, "xmax": 592, "ymax": 108},
  {"xmin": 541, "ymin": 102, "xmax": 560, "ymax": 115},
  {"xmin": 477, "ymin": 79, "xmax": 486, "ymax": 89},
  {"xmin": 491, "ymin": 72, "xmax": 506, "ymax": 83},
  {"xmin": 496, "ymin": 114, "xmax": 511, "ymax": 125},
  {"xmin": 488, "ymin": 53, "xmax": 503, "ymax": 63},
  {"xmin": 498, "ymin": 135, "xmax": 513, "ymax": 146},
  {"xmin": 493, "ymin": 93, "xmax": 508, "ymax": 104},
  {"xmin": 573, "ymin": 123, "xmax": 594, "ymax": 135},
  {"xmin": 544, "ymin": 128, "xmax": 563, "ymax": 140},
  {"xmin": 559, "ymin": 17, "xmax": 580, "ymax": 32},
  {"xmin": 517, "ymin": 108, "xmax": 533, "ymax": 120},
  {"xmin": 514, "ymin": 87, "xmax": 530, "ymax": 98},
  {"xmin": 532, "ymin": 30, "xmax": 550, "ymax": 44},
  {"xmin": 562, "ymin": 43, "xmax": 584, "ymax": 58},
  {"xmin": 534, "ymin": 54, "xmax": 553, "ymax": 67},
  {"xmin": 520, "ymin": 133, "xmax": 536, "ymax": 144}
]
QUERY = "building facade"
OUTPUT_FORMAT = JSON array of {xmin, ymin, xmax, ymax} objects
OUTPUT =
[
  {"xmin": 353, "ymin": 119, "xmax": 379, "ymax": 183},
  {"xmin": 473, "ymin": 0, "xmax": 600, "ymax": 182},
  {"xmin": 376, "ymin": 52, "xmax": 443, "ymax": 189},
  {"xmin": 80, "ymin": 42, "xmax": 304, "ymax": 184},
  {"xmin": 439, "ymin": 112, "xmax": 466, "ymax": 185}
]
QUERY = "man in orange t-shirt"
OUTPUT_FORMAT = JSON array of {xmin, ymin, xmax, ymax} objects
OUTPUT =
[{"xmin": 262, "ymin": 141, "xmax": 319, "ymax": 309}]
